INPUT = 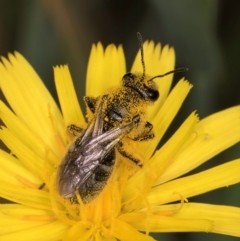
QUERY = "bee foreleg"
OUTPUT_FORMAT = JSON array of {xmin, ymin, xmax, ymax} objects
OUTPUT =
[
  {"xmin": 132, "ymin": 121, "xmax": 155, "ymax": 141},
  {"xmin": 116, "ymin": 141, "xmax": 143, "ymax": 167},
  {"xmin": 67, "ymin": 124, "xmax": 84, "ymax": 136}
]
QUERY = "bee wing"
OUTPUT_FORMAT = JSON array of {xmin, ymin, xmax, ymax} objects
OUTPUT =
[
  {"xmin": 57, "ymin": 122, "xmax": 137, "ymax": 198},
  {"xmin": 57, "ymin": 96, "xmax": 139, "ymax": 198},
  {"xmin": 57, "ymin": 97, "xmax": 105, "ymax": 198},
  {"xmin": 74, "ymin": 123, "xmax": 135, "ymax": 190},
  {"xmin": 77, "ymin": 95, "xmax": 105, "ymax": 146}
]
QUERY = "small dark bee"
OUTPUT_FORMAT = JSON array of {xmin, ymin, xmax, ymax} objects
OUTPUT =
[
  {"xmin": 57, "ymin": 33, "xmax": 187, "ymax": 203},
  {"xmin": 57, "ymin": 96, "xmax": 140, "ymax": 202}
]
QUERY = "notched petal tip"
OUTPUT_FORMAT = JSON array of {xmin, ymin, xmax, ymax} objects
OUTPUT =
[
  {"xmin": 86, "ymin": 42, "xmax": 126, "ymax": 97},
  {"xmin": 54, "ymin": 64, "xmax": 84, "ymax": 127}
]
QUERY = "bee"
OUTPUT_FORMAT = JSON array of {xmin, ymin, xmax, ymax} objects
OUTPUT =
[
  {"xmin": 57, "ymin": 33, "xmax": 187, "ymax": 203},
  {"xmin": 57, "ymin": 96, "xmax": 140, "ymax": 202}
]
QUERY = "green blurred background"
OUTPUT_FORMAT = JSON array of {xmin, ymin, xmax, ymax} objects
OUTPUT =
[{"xmin": 0, "ymin": 1, "xmax": 240, "ymax": 241}]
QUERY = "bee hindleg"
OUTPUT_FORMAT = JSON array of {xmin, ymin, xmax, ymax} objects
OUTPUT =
[
  {"xmin": 67, "ymin": 124, "xmax": 84, "ymax": 136},
  {"xmin": 116, "ymin": 141, "xmax": 143, "ymax": 167},
  {"xmin": 132, "ymin": 121, "xmax": 155, "ymax": 141}
]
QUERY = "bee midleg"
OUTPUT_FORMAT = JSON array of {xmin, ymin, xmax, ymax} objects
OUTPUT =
[
  {"xmin": 84, "ymin": 96, "xmax": 99, "ymax": 113},
  {"xmin": 116, "ymin": 141, "xmax": 143, "ymax": 167},
  {"xmin": 67, "ymin": 124, "xmax": 84, "ymax": 136},
  {"xmin": 132, "ymin": 121, "xmax": 155, "ymax": 141}
]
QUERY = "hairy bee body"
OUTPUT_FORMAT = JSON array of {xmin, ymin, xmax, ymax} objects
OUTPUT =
[
  {"xmin": 85, "ymin": 72, "xmax": 159, "ymax": 140},
  {"xmin": 57, "ymin": 72, "xmax": 159, "ymax": 203},
  {"xmin": 57, "ymin": 33, "xmax": 184, "ymax": 203},
  {"xmin": 57, "ymin": 96, "xmax": 140, "ymax": 203}
]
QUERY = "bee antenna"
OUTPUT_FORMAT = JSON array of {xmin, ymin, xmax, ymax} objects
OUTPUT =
[
  {"xmin": 137, "ymin": 32, "xmax": 145, "ymax": 81},
  {"xmin": 149, "ymin": 67, "xmax": 189, "ymax": 81}
]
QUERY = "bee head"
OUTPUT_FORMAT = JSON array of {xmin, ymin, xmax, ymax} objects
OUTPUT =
[
  {"xmin": 122, "ymin": 72, "xmax": 159, "ymax": 102},
  {"xmin": 122, "ymin": 32, "xmax": 188, "ymax": 103}
]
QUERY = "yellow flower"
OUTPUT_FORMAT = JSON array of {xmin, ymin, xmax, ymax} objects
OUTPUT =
[{"xmin": 0, "ymin": 39, "xmax": 240, "ymax": 241}]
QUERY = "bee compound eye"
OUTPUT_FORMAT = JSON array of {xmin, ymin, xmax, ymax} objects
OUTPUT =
[
  {"xmin": 141, "ymin": 84, "xmax": 159, "ymax": 101},
  {"xmin": 143, "ymin": 84, "xmax": 159, "ymax": 101},
  {"xmin": 148, "ymin": 89, "xmax": 159, "ymax": 101}
]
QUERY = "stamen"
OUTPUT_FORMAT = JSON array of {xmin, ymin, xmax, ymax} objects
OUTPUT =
[
  {"xmin": 23, "ymin": 215, "xmax": 56, "ymax": 221},
  {"xmin": 137, "ymin": 189, "xmax": 152, "ymax": 235},
  {"xmin": 121, "ymin": 163, "xmax": 157, "ymax": 209},
  {"xmin": 179, "ymin": 131, "xmax": 210, "ymax": 152},
  {"xmin": 101, "ymin": 224, "xmax": 112, "ymax": 239},
  {"xmin": 76, "ymin": 191, "xmax": 90, "ymax": 227},
  {"xmin": 54, "ymin": 132, "xmax": 66, "ymax": 156},
  {"xmin": 109, "ymin": 179, "xmax": 121, "ymax": 224},
  {"xmin": 155, "ymin": 192, "xmax": 188, "ymax": 216},
  {"xmin": 48, "ymin": 172, "xmax": 77, "ymax": 225},
  {"xmin": 48, "ymin": 103, "xmax": 66, "ymax": 156},
  {"xmin": 206, "ymin": 221, "xmax": 215, "ymax": 233},
  {"xmin": 192, "ymin": 131, "xmax": 210, "ymax": 141},
  {"xmin": 16, "ymin": 175, "xmax": 39, "ymax": 189},
  {"xmin": 38, "ymin": 182, "xmax": 46, "ymax": 190},
  {"xmin": 172, "ymin": 192, "xmax": 188, "ymax": 214},
  {"xmin": 41, "ymin": 147, "xmax": 54, "ymax": 188}
]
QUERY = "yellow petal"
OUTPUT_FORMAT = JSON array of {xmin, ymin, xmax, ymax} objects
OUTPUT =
[
  {"xmin": 0, "ymin": 128, "xmax": 53, "ymax": 177},
  {"xmin": 122, "ymin": 112, "xmax": 198, "ymax": 211},
  {"xmin": 0, "ymin": 52, "xmax": 65, "ymax": 151},
  {"xmin": 0, "ymin": 220, "xmax": 69, "ymax": 241},
  {"xmin": 119, "ymin": 211, "xmax": 212, "ymax": 233},
  {"xmin": 111, "ymin": 219, "xmax": 155, "ymax": 241},
  {"xmin": 131, "ymin": 41, "xmax": 175, "ymax": 77},
  {"xmin": 0, "ymin": 183, "xmax": 51, "ymax": 210},
  {"xmin": 146, "ymin": 159, "xmax": 240, "ymax": 206},
  {"xmin": 63, "ymin": 222, "xmax": 94, "ymax": 241},
  {"xmin": 150, "ymin": 111, "xmax": 199, "ymax": 174},
  {"xmin": 149, "ymin": 45, "xmax": 176, "ymax": 120},
  {"xmin": 0, "ymin": 212, "xmax": 50, "ymax": 236},
  {"xmin": 131, "ymin": 41, "xmax": 176, "ymax": 119},
  {"xmin": 54, "ymin": 65, "xmax": 85, "ymax": 127},
  {"xmin": 152, "ymin": 203, "xmax": 240, "ymax": 237},
  {"xmin": 0, "ymin": 101, "xmax": 59, "ymax": 162},
  {"xmin": 131, "ymin": 41, "xmax": 160, "ymax": 74},
  {"xmin": 0, "ymin": 204, "xmax": 56, "ymax": 235},
  {"xmin": 180, "ymin": 203, "xmax": 240, "ymax": 237},
  {"xmin": 95, "ymin": 230, "xmax": 117, "ymax": 241},
  {"xmin": 143, "ymin": 79, "xmax": 193, "ymax": 158},
  {"xmin": 86, "ymin": 43, "xmax": 126, "ymax": 97},
  {"xmin": 0, "ymin": 203, "xmax": 54, "ymax": 218},
  {"xmin": 0, "ymin": 149, "xmax": 42, "ymax": 188},
  {"xmin": 155, "ymin": 105, "xmax": 240, "ymax": 184}
]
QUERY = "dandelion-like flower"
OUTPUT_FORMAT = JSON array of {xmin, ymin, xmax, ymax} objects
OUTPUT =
[{"xmin": 0, "ymin": 39, "xmax": 240, "ymax": 241}]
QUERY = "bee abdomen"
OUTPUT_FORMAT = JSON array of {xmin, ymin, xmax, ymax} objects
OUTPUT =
[
  {"xmin": 94, "ymin": 163, "xmax": 114, "ymax": 182},
  {"xmin": 78, "ymin": 149, "xmax": 115, "ymax": 203}
]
